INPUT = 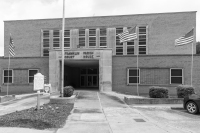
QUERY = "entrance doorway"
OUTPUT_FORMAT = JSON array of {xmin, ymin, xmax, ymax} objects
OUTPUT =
[
  {"xmin": 63, "ymin": 60, "xmax": 99, "ymax": 90},
  {"xmin": 80, "ymin": 68, "xmax": 98, "ymax": 87}
]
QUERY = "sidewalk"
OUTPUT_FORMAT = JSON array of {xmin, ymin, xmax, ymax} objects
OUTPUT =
[{"xmin": 57, "ymin": 91, "xmax": 187, "ymax": 133}]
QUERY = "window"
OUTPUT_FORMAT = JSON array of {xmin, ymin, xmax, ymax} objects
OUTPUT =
[
  {"xmin": 42, "ymin": 30, "xmax": 50, "ymax": 56},
  {"xmin": 100, "ymin": 28, "xmax": 107, "ymax": 47},
  {"xmin": 43, "ymin": 49, "xmax": 49, "ymax": 57},
  {"xmin": 53, "ymin": 30, "xmax": 60, "ymax": 48},
  {"xmin": 138, "ymin": 27, "xmax": 147, "ymax": 55},
  {"xmin": 79, "ymin": 29, "xmax": 85, "ymax": 47},
  {"xmin": 128, "ymin": 68, "xmax": 140, "ymax": 84},
  {"xmin": 116, "ymin": 28, "xmax": 123, "ymax": 55},
  {"xmin": 89, "ymin": 29, "xmax": 96, "ymax": 47},
  {"xmin": 64, "ymin": 30, "xmax": 70, "ymax": 48},
  {"xmin": 29, "ymin": 69, "xmax": 39, "ymax": 83},
  {"xmin": 3, "ymin": 70, "xmax": 13, "ymax": 83},
  {"xmin": 127, "ymin": 27, "xmax": 135, "ymax": 55},
  {"xmin": 170, "ymin": 69, "xmax": 183, "ymax": 84}
]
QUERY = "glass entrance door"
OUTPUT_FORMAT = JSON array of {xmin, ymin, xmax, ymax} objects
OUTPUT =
[
  {"xmin": 80, "ymin": 68, "xmax": 98, "ymax": 87},
  {"xmin": 87, "ymin": 75, "xmax": 98, "ymax": 87}
]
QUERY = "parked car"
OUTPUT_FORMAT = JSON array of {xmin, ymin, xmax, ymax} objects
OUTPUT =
[{"xmin": 184, "ymin": 94, "xmax": 200, "ymax": 114}]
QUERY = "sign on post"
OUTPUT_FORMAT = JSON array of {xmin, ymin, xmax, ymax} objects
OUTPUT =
[
  {"xmin": 34, "ymin": 73, "xmax": 44, "ymax": 91},
  {"xmin": 33, "ymin": 73, "xmax": 44, "ymax": 110}
]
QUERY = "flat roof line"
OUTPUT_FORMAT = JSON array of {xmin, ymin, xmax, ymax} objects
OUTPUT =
[{"xmin": 3, "ymin": 11, "xmax": 197, "ymax": 22}]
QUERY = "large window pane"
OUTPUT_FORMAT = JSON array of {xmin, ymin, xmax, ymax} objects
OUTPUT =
[
  {"xmin": 171, "ymin": 77, "xmax": 182, "ymax": 84},
  {"xmin": 129, "ymin": 77, "xmax": 139, "ymax": 83},
  {"xmin": 128, "ymin": 69, "xmax": 140, "ymax": 84},
  {"xmin": 171, "ymin": 69, "xmax": 183, "ymax": 84},
  {"xmin": 171, "ymin": 69, "xmax": 182, "ymax": 76},
  {"xmin": 3, "ymin": 70, "xmax": 13, "ymax": 83},
  {"xmin": 29, "ymin": 70, "xmax": 38, "ymax": 83}
]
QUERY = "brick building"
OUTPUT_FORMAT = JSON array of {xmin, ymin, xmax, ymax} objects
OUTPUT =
[{"xmin": 1, "ymin": 11, "xmax": 199, "ymax": 95}]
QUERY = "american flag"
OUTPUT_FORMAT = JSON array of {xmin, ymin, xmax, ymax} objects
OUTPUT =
[
  {"xmin": 175, "ymin": 29, "xmax": 194, "ymax": 46},
  {"xmin": 118, "ymin": 27, "xmax": 137, "ymax": 43},
  {"xmin": 9, "ymin": 35, "xmax": 15, "ymax": 57}
]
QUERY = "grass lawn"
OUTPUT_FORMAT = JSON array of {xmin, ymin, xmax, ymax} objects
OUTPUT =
[{"xmin": 0, "ymin": 103, "xmax": 74, "ymax": 130}]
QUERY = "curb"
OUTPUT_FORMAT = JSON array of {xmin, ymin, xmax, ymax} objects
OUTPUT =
[{"xmin": 124, "ymin": 96, "xmax": 183, "ymax": 105}]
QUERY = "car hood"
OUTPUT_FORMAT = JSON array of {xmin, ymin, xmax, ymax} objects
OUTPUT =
[{"xmin": 188, "ymin": 94, "xmax": 200, "ymax": 99}]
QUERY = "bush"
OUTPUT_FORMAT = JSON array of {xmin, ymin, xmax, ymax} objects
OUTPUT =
[
  {"xmin": 176, "ymin": 85, "xmax": 195, "ymax": 98},
  {"xmin": 63, "ymin": 86, "xmax": 74, "ymax": 97},
  {"xmin": 149, "ymin": 86, "xmax": 169, "ymax": 98}
]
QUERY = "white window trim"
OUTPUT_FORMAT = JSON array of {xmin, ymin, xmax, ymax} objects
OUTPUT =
[
  {"xmin": 41, "ymin": 30, "xmax": 50, "ymax": 57},
  {"xmin": 64, "ymin": 29, "xmax": 71, "ymax": 49},
  {"xmin": 53, "ymin": 30, "xmax": 60, "ymax": 49},
  {"xmin": 138, "ymin": 26, "xmax": 148, "ymax": 55},
  {"xmin": 78, "ymin": 29, "xmax": 86, "ymax": 48},
  {"xmin": 28, "ymin": 69, "xmax": 39, "ymax": 83},
  {"xmin": 89, "ymin": 29, "xmax": 97, "ymax": 47},
  {"xmin": 127, "ymin": 68, "xmax": 140, "ymax": 85},
  {"xmin": 170, "ymin": 68, "xmax": 183, "ymax": 84},
  {"xmin": 126, "ymin": 27, "xmax": 135, "ymax": 55},
  {"xmin": 3, "ymin": 69, "xmax": 14, "ymax": 84},
  {"xmin": 115, "ymin": 27, "xmax": 124, "ymax": 55},
  {"xmin": 99, "ymin": 28, "xmax": 107, "ymax": 48}
]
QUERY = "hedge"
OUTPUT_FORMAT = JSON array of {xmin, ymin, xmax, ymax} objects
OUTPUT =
[
  {"xmin": 149, "ymin": 86, "xmax": 169, "ymax": 98},
  {"xmin": 176, "ymin": 85, "xmax": 195, "ymax": 98}
]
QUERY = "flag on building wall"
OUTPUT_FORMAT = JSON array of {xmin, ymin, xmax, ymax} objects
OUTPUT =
[
  {"xmin": 9, "ymin": 35, "xmax": 15, "ymax": 57},
  {"xmin": 175, "ymin": 29, "xmax": 194, "ymax": 46},
  {"xmin": 118, "ymin": 27, "xmax": 137, "ymax": 43}
]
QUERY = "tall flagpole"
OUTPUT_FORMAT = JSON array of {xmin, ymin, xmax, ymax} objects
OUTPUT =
[
  {"xmin": 191, "ymin": 28, "xmax": 194, "ymax": 86},
  {"xmin": 61, "ymin": 0, "xmax": 65, "ymax": 97},
  {"xmin": 191, "ymin": 42, "xmax": 194, "ymax": 86},
  {"xmin": 137, "ymin": 48, "xmax": 139, "ymax": 96},
  {"xmin": 136, "ymin": 27, "xmax": 139, "ymax": 96},
  {"xmin": 7, "ymin": 54, "xmax": 11, "ymax": 96}
]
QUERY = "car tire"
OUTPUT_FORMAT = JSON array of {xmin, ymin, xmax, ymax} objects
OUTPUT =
[{"xmin": 186, "ymin": 101, "xmax": 199, "ymax": 114}]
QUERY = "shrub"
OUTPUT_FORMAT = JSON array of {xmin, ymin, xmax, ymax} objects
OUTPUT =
[
  {"xmin": 176, "ymin": 85, "xmax": 195, "ymax": 98},
  {"xmin": 149, "ymin": 86, "xmax": 169, "ymax": 98},
  {"xmin": 63, "ymin": 86, "xmax": 74, "ymax": 97}
]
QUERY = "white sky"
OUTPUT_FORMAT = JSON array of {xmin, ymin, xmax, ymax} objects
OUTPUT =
[{"xmin": 0, "ymin": 0, "xmax": 199, "ymax": 56}]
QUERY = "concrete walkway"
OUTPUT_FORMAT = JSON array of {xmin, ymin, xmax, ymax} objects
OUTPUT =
[
  {"xmin": 57, "ymin": 91, "xmax": 186, "ymax": 133},
  {"xmin": 1, "ymin": 91, "xmax": 186, "ymax": 133}
]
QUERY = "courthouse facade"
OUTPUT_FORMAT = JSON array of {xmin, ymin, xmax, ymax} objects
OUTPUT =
[{"xmin": 1, "ymin": 11, "xmax": 200, "ymax": 95}]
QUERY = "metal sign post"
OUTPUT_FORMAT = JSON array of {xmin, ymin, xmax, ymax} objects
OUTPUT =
[{"xmin": 37, "ymin": 90, "xmax": 40, "ymax": 110}]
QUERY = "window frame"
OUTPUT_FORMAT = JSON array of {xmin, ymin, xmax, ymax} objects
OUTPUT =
[
  {"xmin": 79, "ymin": 29, "xmax": 86, "ymax": 47},
  {"xmin": 138, "ymin": 26, "xmax": 147, "ymax": 55},
  {"xmin": 170, "ymin": 68, "xmax": 183, "ymax": 84},
  {"xmin": 64, "ymin": 30, "xmax": 70, "ymax": 48},
  {"xmin": 99, "ymin": 28, "xmax": 107, "ymax": 48},
  {"xmin": 116, "ymin": 27, "xmax": 124, "ymax": 55},
  {"xmin": 28, "ymin": 69, "xmax": 39, "ymax": 83},
  {"xmin": 3, "ymin": 69, "xmax": 13, "ymax": 84},
  {"xmin": 42, "ymin": 30, "xmax": 50, "ymax": 57},
  {"xmin": 127, "ymin": 68, "xmax": 140, "ymax": 85},
  {"xmin": 89, "ymin": 29, "xmax": 96, "ymax": 47},
  {"xmin": 53, "ymin": 30, "xmax": 60, "ymax": 49},
  {"xmin": 126, "ymin": 27, "xmax": 135, "ymax": 55}
]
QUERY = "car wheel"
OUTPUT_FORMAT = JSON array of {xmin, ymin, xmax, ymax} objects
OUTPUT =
[{"xmin": 186, "ymin": 101, "xmax": 198, "ymax": 114}]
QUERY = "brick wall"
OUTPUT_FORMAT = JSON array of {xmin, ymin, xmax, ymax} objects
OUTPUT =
[
  {"xmin": 0, "ymin": 57, "xmax": 49, "ymax": 93},
  {"xmin": 4, "ymin": 11, "xmax": 196, "ymax": 57},
  {"xmin": 112, "ymin": 55, "xmax": 200, "ymax": 96}
]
